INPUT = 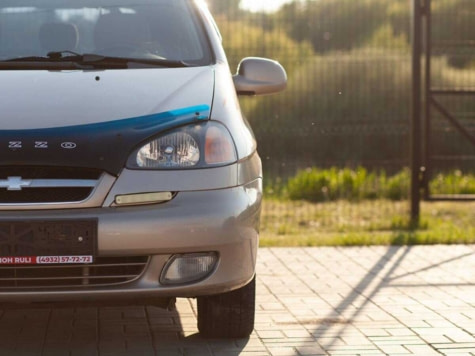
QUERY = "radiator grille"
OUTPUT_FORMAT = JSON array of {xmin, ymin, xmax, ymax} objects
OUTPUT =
[
  {"xmin": 0, "ymin": 256, "xmax": 149, "ymax": 288},
  {"xmin": 0, "ymin": 166, "xmax": 103, "ymax": 204},
  {"xmin": 0, "ymin": 187, "xmax": 93, "ymax": 203}
]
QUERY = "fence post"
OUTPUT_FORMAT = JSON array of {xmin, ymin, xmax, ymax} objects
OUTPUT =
[
  {"xmin": 422, "ymin": 0, "xmax": 431, "ymax": 200},
  {"xmin": 411, "ymin": 0, "xmax": 423, "ymax": 225}
]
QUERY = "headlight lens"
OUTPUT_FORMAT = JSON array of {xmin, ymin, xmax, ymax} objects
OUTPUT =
[
  {"xmin": 136, "ymin": 131, "xmax": 200, "ymax": 168},
  {"xmin": 128, "ymin": 121, "xmax": 237, "ymax": 169}
]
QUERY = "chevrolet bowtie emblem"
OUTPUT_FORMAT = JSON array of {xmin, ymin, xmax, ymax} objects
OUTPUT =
[{"xmin": 0, "ymin": 176, "xmax": 32, "ymax": 191}]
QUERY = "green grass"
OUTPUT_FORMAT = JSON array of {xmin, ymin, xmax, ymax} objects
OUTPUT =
[
  {"xmin": 266, "ymin": 168, "xmax": 475, "ymax": 203},
  {"xmin": 286, "ymin": 167, "xmax": 411, "ymax": 202},
  {"xmin": 430, "ymin": 170, "xmax": 475, "ymax": 195},
  {"xmin": 259, "ymin": 198, "xmax": 475, "ymax": 246}
]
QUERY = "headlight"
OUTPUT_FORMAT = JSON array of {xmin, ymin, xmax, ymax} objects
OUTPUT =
[
  {"xmin": 127, "ymin": 121, "xmax": 237, "ymax": 169},
  {"xmin": 136, "ymin": 131, "xmax": 200, "ymax": 168}
]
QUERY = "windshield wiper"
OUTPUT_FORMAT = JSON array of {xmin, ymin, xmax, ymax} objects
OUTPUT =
[
  {"xmin": 3, "ymin": 51, "xmax": 86, "ymax": 63},
  {"xmin": 73, "ymin": 54, "xmax": 191, "ymax": 68},
  {"xmin": 1, "ymin": 51, "xmax": 191, "ymax": 69},
  {"xmin": 0, "ymin": 51, "xmax": 103, "ymax": 69}
]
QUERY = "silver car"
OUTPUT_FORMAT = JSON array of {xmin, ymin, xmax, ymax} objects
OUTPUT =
[{"xmin": 0, "ymin": 0, "xmax": 286, "ymax": 338}]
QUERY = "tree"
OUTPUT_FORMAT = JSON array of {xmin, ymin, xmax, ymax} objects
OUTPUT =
[
  {"xmin": 389, "ymin": 0, "xmax": 475, "ymax": 68},
  {"xmin": 207, "ymin": 0, "xmax": 241, "ymax": 17},
  {"xmin": 277, "ymin": 0, "xmax": 389, "ymax": 53},
  {"xmin": 215, "ymin": 16, "xmax": 313, "ymax": 74}
]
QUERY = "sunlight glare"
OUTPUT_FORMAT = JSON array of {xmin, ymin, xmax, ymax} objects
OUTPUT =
[{"xmin": 240, "ymin": 0, "xmax": 292, "ymax": 13}]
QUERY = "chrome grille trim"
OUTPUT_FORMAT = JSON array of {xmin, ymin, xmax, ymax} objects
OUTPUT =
[
  {"xmin": 0, "ymin": 256, "xmax": 149, "ymax": 289},
  {"xmin": 0, "ymin": 178, "xmax": 98, "ymax": 189},
  {"xmin": 0, "ymin": 173, "xmax": 116, "ymax": 210}
]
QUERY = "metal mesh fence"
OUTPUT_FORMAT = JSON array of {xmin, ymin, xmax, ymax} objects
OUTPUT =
[
  {"xmin": 208, "ymin": 0, "xmax": 475, "ymax": 245},
  {"xmin": 427, "ymin": 0, "xmax": 475, "ymax": 178}
]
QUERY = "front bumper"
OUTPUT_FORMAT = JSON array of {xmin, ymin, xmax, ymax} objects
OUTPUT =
[{"xmin": 0, "ymin": 179, "xmax": 261, "ymax": 303}]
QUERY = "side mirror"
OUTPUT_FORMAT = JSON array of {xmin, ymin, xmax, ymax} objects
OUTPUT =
[{"xmin": 233, "ymin": 57, "xmax": 287, "ymax": 96}]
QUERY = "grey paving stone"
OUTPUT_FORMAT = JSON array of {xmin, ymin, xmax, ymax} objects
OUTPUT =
[{"xmin": 0, "ymin": 246, "xmax": 474, "ymax": 356}]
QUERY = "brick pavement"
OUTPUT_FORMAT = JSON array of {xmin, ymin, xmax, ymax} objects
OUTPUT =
[{"xmin": 0, "ymin": 245, "xmax": 473, "ymax": 355}]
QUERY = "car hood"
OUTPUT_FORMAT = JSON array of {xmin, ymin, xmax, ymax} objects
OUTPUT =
[{"xmin": 0, "ymin": 67, "xmax": 215, "ymax": 174}]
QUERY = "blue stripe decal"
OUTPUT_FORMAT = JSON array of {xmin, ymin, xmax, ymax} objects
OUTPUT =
[
  {"xmin": 0, "ymin": 104, "xmax": 210, "ymax": 134},
  {"xmin": 167, "ymin": 105, "xmax": 210, "ymax": 119},
  {"xmin": 0, "ymin": 104, "xmax": 210, "ymax": 174}
]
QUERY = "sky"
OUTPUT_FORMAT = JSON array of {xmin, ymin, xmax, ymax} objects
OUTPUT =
[{"xmin": 240, "ymin": 0, "xmax": 293, "ymax": 13}]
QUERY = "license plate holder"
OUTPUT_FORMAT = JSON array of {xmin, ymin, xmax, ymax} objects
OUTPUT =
[{"xmin": 0, "ymin": 219, "xmax": 97, "ymax": 264}]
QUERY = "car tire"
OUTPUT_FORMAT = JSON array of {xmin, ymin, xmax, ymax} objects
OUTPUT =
[{"xmin": 197, "ymin": 276, "xmax": 256, "ymax": 338}]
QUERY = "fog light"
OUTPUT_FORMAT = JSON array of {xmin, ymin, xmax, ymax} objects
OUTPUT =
[{"xmin": 160, "ymin": 253, "xmax": 218, "ymax": 285}]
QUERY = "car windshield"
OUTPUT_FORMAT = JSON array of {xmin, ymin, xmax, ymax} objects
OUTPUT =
[{"xmin": 0, "ymin": 0, "xmax": 212, "ymax": 66}]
